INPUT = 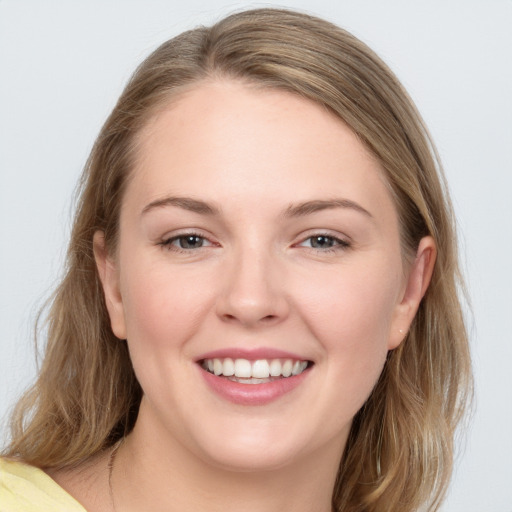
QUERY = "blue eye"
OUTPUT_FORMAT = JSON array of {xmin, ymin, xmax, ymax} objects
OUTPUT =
[{"xmin": 299, "ymin": 235, "xmax": 349, "ymax": 250}]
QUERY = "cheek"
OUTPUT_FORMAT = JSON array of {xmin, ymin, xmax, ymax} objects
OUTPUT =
[
  {"xmin": 297, "ymin": 261, "xmax": 400, "ymax": 393},
  {"xmin": 302, "ymin": 264, "xmax": 399, "ymax": 343},
  {"xmin": 119, "ymin": 262, "xmax": 215, "ymax": 355},
  {"xmin": 118, "ymin": 263, "xmax": 218, "ymax": 418}
]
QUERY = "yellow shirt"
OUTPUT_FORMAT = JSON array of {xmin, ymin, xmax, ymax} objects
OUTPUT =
[{"xmin": 0, "ymin": 458, "xmax": 86, "ymax": 511}]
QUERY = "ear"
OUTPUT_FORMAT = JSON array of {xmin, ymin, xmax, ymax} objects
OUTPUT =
[
  {"xmin": 388, "ymin": 236, "xmax": 437, "ymax": 350},
  {"xmin": 93, "ymin": 231, "xmax": 127, "ymax": 340}
]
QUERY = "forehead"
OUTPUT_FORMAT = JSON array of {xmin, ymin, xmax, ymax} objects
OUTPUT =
[{"xmin": 126, "ymin": 80, "xmax": 396, "ymax": 223}]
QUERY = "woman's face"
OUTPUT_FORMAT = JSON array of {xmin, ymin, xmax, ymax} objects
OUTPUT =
[{"xmin": 96, "ymin": 80, "xmax": 433, "ymax": 472}]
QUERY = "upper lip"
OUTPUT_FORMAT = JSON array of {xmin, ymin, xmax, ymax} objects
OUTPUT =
[{"xmin": 196, "ymin": 347, "xmax": 311, "ymax": 362}]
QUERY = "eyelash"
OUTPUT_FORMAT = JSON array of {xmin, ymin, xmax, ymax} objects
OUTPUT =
[
  {"xmin": 159, "ymin": 232, "xmax": 214, "ymax": 253},
  {"xmin": 159, "ymin": 232, "xmax": 350, "ymax": 254},
  {"xmin": 296, "ymin": 234, "xmax": 351, "ymax": 253}
]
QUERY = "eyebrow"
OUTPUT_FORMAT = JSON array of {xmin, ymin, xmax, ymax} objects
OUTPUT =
[
  {"xmin": 141, "ymin": 196, "xmax": 372, "ymax": 219},
  {"xmin": 284, "ymin": 199, "xmax": 373, "ymax": 218},
  {"xmin": 141, "ymin": 196, "xmax": 220, "ymax": 216}
]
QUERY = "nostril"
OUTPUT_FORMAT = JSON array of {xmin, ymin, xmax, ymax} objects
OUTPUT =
[
  {"xmin": 220, "ymin": 313, "xmax": 278, "ymax": 324},
  {"xmin": 216, "ymin": 292, "xmax": 289, "ymax": 326}
]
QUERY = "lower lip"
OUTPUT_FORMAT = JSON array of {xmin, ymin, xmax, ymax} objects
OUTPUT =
[{"xmin": 199, "ymin": 366, "xmax": 310, "ymax": 406}]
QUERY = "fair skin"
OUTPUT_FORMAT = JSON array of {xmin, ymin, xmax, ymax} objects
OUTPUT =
[{"xmin": 54, "ymin": 80, "xmax": 435, "ymax": 512}]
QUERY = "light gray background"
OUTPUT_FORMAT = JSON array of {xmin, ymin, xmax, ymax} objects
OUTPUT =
[{"xmin": 1, "ymin": 1, "xmax": 511, "ymax": 510}]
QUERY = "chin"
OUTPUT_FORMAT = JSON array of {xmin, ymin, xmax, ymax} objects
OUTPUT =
[
  {"xmin": 199, "ymin": 441, "xmax": 305, "ymax": 473},
  {"xmin": 185, "ymin": 417, "xmax": 327, "ymax": 474}
]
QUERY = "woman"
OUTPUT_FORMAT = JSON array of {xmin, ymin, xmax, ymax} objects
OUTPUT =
[{"xmin": 0, "ymin": 8, "xmax": 472, "ymax": 512}]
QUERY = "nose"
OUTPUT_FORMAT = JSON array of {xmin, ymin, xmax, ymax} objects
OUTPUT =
[{"xmin": 215, "ymin": 246, "xmax": 289, "ymax": 328}]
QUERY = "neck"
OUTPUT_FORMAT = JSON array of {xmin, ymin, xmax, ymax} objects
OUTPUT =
[{"xmin": 111, "ymin": 406, "xmax": 344, "ymax": 512}]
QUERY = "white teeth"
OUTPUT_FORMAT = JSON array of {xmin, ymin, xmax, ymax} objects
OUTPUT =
[
  {"xmin": 223, "ymin": 357, "xmax": 235, "ymax": 376},
  {"xmin": 269, "ymin": 359, "xmax": 282, "ymax": 377},
  {"xmin": 252, "ymin": 359, "xmax": 270, "ymax": 378},
  {"xmin": 202, "ymin": 357, "xmax": 309, "ymax": 379},
  {"xmin": 292, "ymin": 360, "xmax": 302, "ymax": 375},
  {"xmin": 228, "ymin": 377, "xmax": 273, "ymax": 384},
  {"xmin": 282, "ymin": 360, "xmax": 293, "ymax": 377},
  {"xmin": 234, "ymin": 359, "xmax": 252, "ymax": 378},
  {"xmin": 213, "ymin": 358, "xmax": 223, "ymax": 376}
]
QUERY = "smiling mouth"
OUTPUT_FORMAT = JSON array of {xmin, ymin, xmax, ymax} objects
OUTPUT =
[{"xmin": 200, "ymin": 358, "xmax": 311, "ymax": 384}]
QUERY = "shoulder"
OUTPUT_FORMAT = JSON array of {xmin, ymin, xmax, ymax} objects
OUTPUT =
[{"xmin": 0, "ymin": 457, "xmax": 87, "ymax": 512}]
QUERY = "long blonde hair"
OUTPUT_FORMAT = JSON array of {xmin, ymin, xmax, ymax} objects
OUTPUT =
[{"xmin": 4, "ymin": 8, "xmax": 472, "ymax": 512}]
